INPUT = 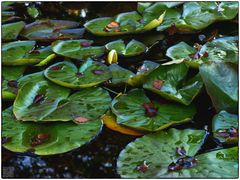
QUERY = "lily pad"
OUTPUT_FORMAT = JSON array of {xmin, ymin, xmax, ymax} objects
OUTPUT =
[
  {"xmin": 21, "ymin": 20, "xmax": 83, "ymax": 41},
  {"xmin": 105, "ymin": 39, "xmax": 146, "ymax": 57},
  {"xmin": 117, "ymin": 128, "xmax": 238, "ymax": 178},
  {"xmin": 199, "ymin": 62, "xmax": 238, "ymax": 113},
  {"xmin": 14, "ymin": 71, "xmax": 111, "ymax": 122},
  {"xmin": 111, "ymin": 89, "xmax": 196, "ymax": 131},
  {"xmin": 212, "ymin": 111, "xmax": 238, "ymax": 144},
  {"xmin": 109, "ymin": 61, "xmax": 159, "ymax": 86},
  {"xmin": 84, "ymin": 11, "xmax": 164, "ymax": 36},
  {"xmin": 143, "ymin": 63, "xmax": 203, "ymax": 105},
  {"xmin": 2, "ymin": 66, "xmax": 26, "ymax": 100},
  {"xmin": 2, "ymin": 41, "xmax": 55, "ymax": 65},
  {"xmin": 109, "ymin": 64, "xmax": 135, "ymax": 85},
  {"xmin": 2, "ymin": 21, "xmax": 25, "ymax": 41},
  {"xmin": 117, "ymin": 128, "xmax": 206, "ymax": 178},
  {"xmin": 166, "ymin": 37, "xmax": 238, "ymax": 68},
  {"xmin": 101, "ymin": 111, "xmax": 143, "ymax": 136},
  {"xmin": 51, "ymin": 39, "xmax": 105, "ymax": 60},
  {"xmin": 147, "ymin": 2, "xmax": 239, "ymax": 32},
  {"xmin": 44, "ymin": 59, "xmax": 112, "ymax": 88},
  {"xmin": 3, "ymin": 107, "xmax": 102, "ymax": 155}
]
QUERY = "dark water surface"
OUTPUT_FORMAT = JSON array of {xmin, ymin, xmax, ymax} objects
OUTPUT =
[{"xmin": 2, "ymin": 2, "xmax": 238, "ymax": 178}]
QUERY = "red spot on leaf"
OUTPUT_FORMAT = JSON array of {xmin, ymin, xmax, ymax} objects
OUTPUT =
[
  {"xmin": 143, "ymin": 102, "xmax": 158, "ymax": 117},
  {"xmin": 50, "ymin": 65, "xmax": 62, "ymax": 71},
  {"xmin": 7, "ymin": 80, "xmax": 18, "ymax": 88},
  {"xmin": 167, "ymin": 24, "xmax": 177, "ymax": 36},
  {"xmin": 152, "ymin": 80, "xmax": 164, "ymax": 90},
  {"xmin": 80, "ymin": 41, "xmax": 91, "ymax": 47},
  {"xmin": 31, "ymin": 133, "xmax": 50, "ymax": 147},
  {"xmin": 136, "ymin": 161, "xmax": 149, "ymax": 173},
  {"xmin": 74, "ymin": 116, "xmax": 89, "ymax": 124},
  {"xmin": 33, "ymin": 94, "xmax": 44, "ymax": 104}
]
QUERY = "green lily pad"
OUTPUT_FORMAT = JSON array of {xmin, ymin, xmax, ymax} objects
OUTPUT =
[
  {"xmin": 105, "ymin": 39, "xmax": 146, "ymax": 57},
  {"xmin": 199, "ymin": 36, "xmax": 238, "ymax": 64},
  {"xmin": 21, "ymin": 20, "xmax": 83, "ymax": 41},
  {"xmin": 2, "ymin": 41, "xmax": 55, "ymax": 65},
  {"xmin": 14, "ymin": 72, "xmax": 111, "ymax": 122},
  {"xmin": 13, "ymin": 74, "xmax": 71, "ymax": 121},
  {"xmin": 109, "ymin": 64, "xmax": 135, "ymax": 85},
  {"xmin": 44, "ymin": 59, "xmax": 112, "ymax": 88},
  {"xmin": 143, "ymin": 63, "xmax": 203, "ymax": 105},
  {"xmin": 117, "ymin": 128, "xmax": 238, "ymax": 178},
  {"xmin": 109, "ymin": 61, "xmax": 159, "ymax": 86},
  {"xmin": 212, "ymin": 111, "xmax": 238, "ymax": 144},
  {"xmin": 150, "ymin": 2, "xmax": 239, "ymax": 32},
  {"xmin": 2, "ymin": 21, "xmax": 25, "ymax": 41},
  {"xmin": 27, "ymin": 7, "xmax": 39, "ymax": 18},
  {"xmin": 51, "ymin": 39, "xmax": 105, "ymax": 60},
  {"xmin": 3, "ymin": 107, "xmax": 102, "ymax": 155},
  {"xmin": 111, "ymin": 89, "xmax": 196, "ymax": 132},
  {"xmin": 117, "ymin": 128, "xmax": 206, "ymax": 178},
  {"xmin": 199, "ymin": 62, "xmax": 238, "ymax": 113},
  {"xmin": 84, "ymin": 10, "xmax": 164, "ymax": 36},
  {"xmin": 2, "ymin": 66, "xmax": 26, "ymax": 100},
  {"xmin": 166, "ymin": 37, "xmax": 238, "ymax": 68}
]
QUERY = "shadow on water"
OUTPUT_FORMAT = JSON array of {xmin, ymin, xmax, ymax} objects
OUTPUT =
[{"xmin": 2, "ymin": 2, "xmax": 238, "ymax": 178}]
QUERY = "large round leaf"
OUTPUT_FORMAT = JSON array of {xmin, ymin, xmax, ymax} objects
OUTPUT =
[
  {"xmin": 199, "ymin": 62, "xmax": 238, "ymax": 113},
  {"xmin": 84, "ymin": 11, "xmax": 164, "ymax": 36},
  {"xmin": 51, "ymin": 39, "xmax": 105, "ymax": 60},
  {"xmin": 143, "ymin": 64, "xmax": 203, "ymax": 105},
  {"xmin": 21, "ymin": 20, "xmax": 83, "ymax": 41},
  {"xmin": 13, "ymin": 75, "xmax": 71, "ymax": 121},
  {"xmin": 44, "ymin": 59, "xmax": 112, "ymax": 88},
  {"xmin": 2, "ymin": 66, "xmax": 26, "ymax": 100},
  {"xmin": 117, "ymin": 128, "xmax": 206, "ymax": 178},
  {"xmin": 2, "ymin": 21, "xmax": 25, "ymax": 41},
  {"xmin": 118, "ymin": 128, "xmax": 237, "ymax": 178},
  {"xmin": 212, "ymin": 111, "xmax": 238, "ymax": 144},
  {"xmin": 2, "ymin": 41, "xmax": 55, "ymax": 65},
  {"xmin": 111, "ymin": 89, "xmax": 196, "ymax": 131},
  {"xmin": 14, "ymin": 73, "xmax": 111, "ymax": 122},
  {"xmin": 3, "ymin": 107, "xmax": 102, "ymax": 155},
  {"xmin": 105, "ymin": 39, "xmax": 146, "ymax": 57}
]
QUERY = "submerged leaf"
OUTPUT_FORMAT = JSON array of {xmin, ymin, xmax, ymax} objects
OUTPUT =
[{"xmin": 2, "ymin": 21, "xmax": 25, "ymax": 41}]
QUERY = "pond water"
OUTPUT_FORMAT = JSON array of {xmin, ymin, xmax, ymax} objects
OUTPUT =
[{"xmin": 2, "ymin": 2, "xmax": 238, "ymax": 178}]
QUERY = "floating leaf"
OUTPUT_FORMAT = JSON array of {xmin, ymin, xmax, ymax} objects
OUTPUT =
[
  {"xmin": 111, "ymin": 89, "xmax": 196, "ymax": 131},
  {"xmin": 117, "ymin": 128, "xmax": 207, "ymax": 178},
  {"xmin": 2, "ymin": 66, "xmax": 26, "ymax": 100},
  {"xmin": 44, "ymin": 59, "xmax": 111, "ymax": 88},
  {"xmin": 212, "ymin": 111, "xmax": 238, "ymax": 144},
  {"xmin": 52, "ymin": 39, "xmax": 105, "ymax": 60},
  {"xmin": 2, "ymin": 21, "xmax": 25, "ymax": 41},
  {"xmin": 3, "ymin": 107, "xmax": 102, "ymax": 155},
  {"xmin": 84, "ymin": 11, "xmax": 165, "ymax": 36},
  {"xmin": 143, "ymin": 64, "xmax": 203, "ymax": 105},
  {"xmin": 166, "ymin": 37, "xmax": 238, "ymax": 68},
  {"xmin": 199, "ymin": 62, "xmax": 238, "ymax": 113},
  {"xmin": 14, "ymin": 72, "xmax": 111, "ymax": 122},
  {"xmin": 105, "ymin": 39, "xmax": 146, "ymax": 57},
  {"xmin": 2, "ymin": 41, "xmax": 55, "ymax": 65},
  {"xmin": 109, "ymin": 64, "xmax": 135, "ymax": 85},
  {"xmin": 21, "ymin": 20, "xmax": 84, "ymax": 41},
  {"xmin": 101, "ymin": 111, "xmax": 143, "ymax": 136}
]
